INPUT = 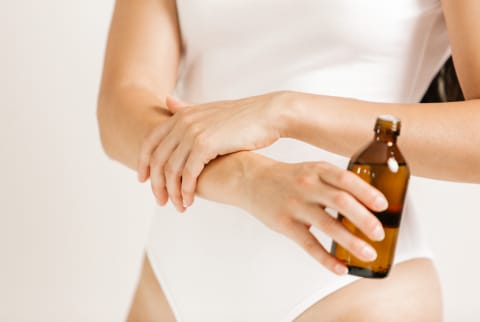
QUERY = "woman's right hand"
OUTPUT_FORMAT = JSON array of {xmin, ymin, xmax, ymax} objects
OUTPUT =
[{"xmin": 237, "ymin": 159, "xmax": 388, "ymax": 275}]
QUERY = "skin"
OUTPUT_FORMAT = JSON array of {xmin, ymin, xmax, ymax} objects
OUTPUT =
[
  {"xmin": 97, "ymin": 0, "xmax": 478, "ymax": 320},
  {"xmin": 127, "ymin": 257, "xmax": 442, "ymax": 322}
]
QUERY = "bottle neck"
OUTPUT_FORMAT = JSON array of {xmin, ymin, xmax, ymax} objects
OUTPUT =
[{"xmin": 374, "ymin": 129, "xmax": 398, "ymax": 145}]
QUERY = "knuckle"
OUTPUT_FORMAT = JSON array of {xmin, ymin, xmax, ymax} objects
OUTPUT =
[
  {"xmin": 285, "ymin": 195, "xmax": 298, "ymax": 208},
  {"xmin": 158, "ymin": 173, "xmax": 166, "ymax": 186},
  {"xmin": 302, "ymin": 238, "xmax": 318, "ymax": 254},
  {"xmin": 177, "ymin": 109, "xmax": 192, "ymax": 122},
  {"xmin": 181, "ymin": 181, "xmax": 196, "ymax": 196},
  {"xmin": 150, "ymin": 151, "xmax": 162, "ymax": 165},
  {"xmin": 164, "ymin": 162, "xmax": 178, "ymax": 176},
  {"xmin": 149, "ymin": 154, "xmax": 158, "ymax": 165},
  {"xmin": 153, "ymin": 166, "xmax": 165, "ymax": 181},
  {"xmin": 170, "ymin": 191, "xmax": 182, "ymax": 201},
  {"xmin": 142, "ymin": 127, "xmax": 155, "ymax": 143},
  {"xmin": 178, "ymin": 118, "xmax": 195, "ymax": 132},
  {"xmin": 338, "ymin": 170, "xmax": 354, "ymax": 187},
  {"xmin": 273, "ymin": 214, "xmax": 294, "ymax": 232},
  {"xmin": 295, "ymin": 173, "xmax": 314, "ymax": 187},
  {"xmin": 138, "ymin": 153, "xmax": 148, "ymax": 166},
  {"xmin": 315, "ymin": 161, "xmax": 329, "ymax": 173},
  {"xmin": 182, "ymin": 167, "xmax": 194, "ymax": 181},
  {"xmin": 324, "ymin": 256, "xmax": 339, "ymax": 271},
  {"xmin": 181, "ymin": 186, "xmax": 194, "ymax": 195},
  {"xmin": 303, "ymin": 162, "xmax": 317, "ymax": 173},
  {"xmin": 143, "ymin": 137, "xmax": 155, "ymax": 150},
  {"xmin": 187, "ymin": 123, "xmax": 202, "ymax": 136},
  {"xmin": 182, "ymin": 185, "xmax": 195, "ymax": 196},
  {"xmin": 194, "ymin": 133, "xmax": 210, "ymax": 149},
  {"xmin": 317, "ymin": 215, "xmax": 337, "ymax": 234},
  {"xmin": 332, "ymin": 191, "xmax": 351, "ymax": 209}
]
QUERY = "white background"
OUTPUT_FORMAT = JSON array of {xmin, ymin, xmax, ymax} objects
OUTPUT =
[{"xmin": 1, "ymin": 1, "xmax": 479, "ymax": 321}]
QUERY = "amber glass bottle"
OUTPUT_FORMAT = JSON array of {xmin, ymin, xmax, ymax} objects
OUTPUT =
[{"xmin": 330, "ymin": 115, "xmax": 410, "ymax": 278}]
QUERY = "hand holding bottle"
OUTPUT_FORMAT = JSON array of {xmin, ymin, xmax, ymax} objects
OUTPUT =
[
  {"xmin": 233, "ymin": 158, "xmax": 388, "ymax": 275},
  {"xmin": 331, "ymin": 115, "xmax": 410, "ymax": 278}
]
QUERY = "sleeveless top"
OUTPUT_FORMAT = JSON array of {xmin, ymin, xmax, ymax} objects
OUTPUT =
[
  {"xmin": 175, "ymin": 0, "xmax": 450, "ymax": 103},
  {"xmin": 146, "ymin": 1, "xmax": 451, "ymax": 321}
]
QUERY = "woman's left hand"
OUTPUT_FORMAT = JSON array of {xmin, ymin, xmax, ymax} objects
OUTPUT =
[{"xmin": 137, "ymin": 92, "xmax": 289, "ymax": 211}]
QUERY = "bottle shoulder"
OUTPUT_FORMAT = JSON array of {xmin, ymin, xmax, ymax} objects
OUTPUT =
[{"xmin": 350, "ymin": 140, "xmax": 408, "ymax": 165}]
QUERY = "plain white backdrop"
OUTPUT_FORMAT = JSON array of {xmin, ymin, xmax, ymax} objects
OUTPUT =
[{"xmin": 1, "ymin": 1, "xmax": 479, "ymax": 321}]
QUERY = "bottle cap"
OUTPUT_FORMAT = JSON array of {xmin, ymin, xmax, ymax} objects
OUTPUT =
[{"xmin": 375, "ymin": 114, "xmax": 401, "ymax": 134}]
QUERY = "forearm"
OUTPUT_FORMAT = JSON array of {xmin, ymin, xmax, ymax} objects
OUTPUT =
[
  {"xmin": 282, "ymin": 91, "xmax": 480, "ymax": 182},
  {"xmin": 97, "ymin": 87, "xmax": 171, "ymax": 170},
  {"xmin": 96, "ymin": 88, "xmax": 273, "ymax": 207},
  {"xmin": 196, "ymin": 151, "xmax": 274, "ymax": 208}
]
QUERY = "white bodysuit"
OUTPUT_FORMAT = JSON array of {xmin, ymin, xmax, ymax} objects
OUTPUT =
[{"xmin": 146, "ymin": 1, "xmax": 451, "ymax": 321}]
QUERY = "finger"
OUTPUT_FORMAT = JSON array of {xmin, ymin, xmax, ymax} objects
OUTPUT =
[
  {"xmin": 137, "ymin": 120, "xmax": 174, "ymax": 182},
  {"xmin": 165, "ymin": 163, "xmax": 186, "ymax": 212},
  {"xmin": 149, "ymin": 134, "xmax": 179, "ymax": 206},
  {"xmin": 150, "ymin": 149, "xmax": 168, "ymax": 206},
  {"xmin": 165, "ymin": 96, "xmax": 188, "ymax": 113},
  {"xmin": 299, "ymin": 205, "xmax": 377, "ymax": 262},
  {"xmin": 317, "ymin": 186, "xmax": 385, "ymax": 242},
  {"xmin": 165, "ymin": 142, "xmax": 192, "ymax": 212},
  {"xmin": 315, "ymin": 163, "xmax": 386, "ymax": 241},
  {"xmin": 317, "ymin": 162, "xmax": 388, "ymax": 211},
  {"xmin": 284, "ymin": 221, "xmax": 348, "ymax": 275},
  {"xmin": 181, "ymin": 141, "xmax": 215, "ymax": 207}
]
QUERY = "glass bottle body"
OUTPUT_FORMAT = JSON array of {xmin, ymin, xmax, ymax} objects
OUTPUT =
[{"xmin": 331, "ymin": 117, "xmax": 410, "ymax": 278}]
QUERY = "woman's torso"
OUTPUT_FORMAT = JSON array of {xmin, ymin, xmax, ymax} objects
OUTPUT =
[{"xmin": 146, "ymin": 1, "xmax": 449, "ymax": 321}]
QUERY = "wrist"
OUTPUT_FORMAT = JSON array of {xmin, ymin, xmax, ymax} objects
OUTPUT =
[
  {"xmin": 196, "ymin": 151, "xmax": 276, "ymax": 208},
  {"xmin": 273, "ymin": 90, "xmax": 309, "ymax": 139},
  {"xmin": 275, "ymin": 92, "xmax": 352, "ymax": 143},
  {"xmin": 231, "ymin": 152, "xmax": 277, "ymax": 211}
]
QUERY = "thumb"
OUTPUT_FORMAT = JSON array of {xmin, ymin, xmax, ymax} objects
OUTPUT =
[{"xmin": 165, "ymin": 95, "xmax": 189, "ymax": 113}]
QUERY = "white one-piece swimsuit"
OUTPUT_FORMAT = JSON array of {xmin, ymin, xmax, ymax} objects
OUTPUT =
[{"xmin": 146, "ymin": 1, "xmax": 451, "ymax": 321}]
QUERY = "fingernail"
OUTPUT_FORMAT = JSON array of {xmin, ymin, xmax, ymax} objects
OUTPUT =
[
  {"xmin": 361, "ymin": 245, "xmax": 377, "ymax": 261},
  {"xmin": 372, "ymin": 225, "xmax": 385, "ymax": 241},
  {"xmin": 182, "ymin": 195, "xmax": 189, "ymax": 208},
  {"xmin": 335, "ymin": 264, "xmax": 348, "ymax": 275},
  {"xmin": 373, "ymin": 196, "xmax": 388, "ymax": 210}
]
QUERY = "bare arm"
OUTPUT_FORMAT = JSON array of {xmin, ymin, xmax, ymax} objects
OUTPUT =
[
  {"xmin": 96, "ymin": 0, "xmax": 260, "ymax": 203},
  {"xmin": 97, "ymin": 0, "xmax": 391, "ymax": 274},
  {"xmin": 97, "ymin": 0, "xmax": 179, "ymax": 169},
  {"xmin": 282, "ymin": 95, "xmax": 480, "ymax": 183},
  {"xmin": 134, "ymin": 1, "xmax": 480, "ymax": 213},
  {"xmin": 281, "ymin": 0, "xmax": 480, "ymax": 183}
]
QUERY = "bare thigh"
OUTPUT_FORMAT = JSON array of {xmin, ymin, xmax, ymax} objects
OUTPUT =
[
  {"xmin": 295, "ymin": 258, "xmax": 443, "ymax": 322},
  {"xmin": 126, "ymin": 255, "xmax": 176, "ymax": 322},
  {"xmin": 127, "ymin": 256, "xmax": 442, "ymax": 322}
]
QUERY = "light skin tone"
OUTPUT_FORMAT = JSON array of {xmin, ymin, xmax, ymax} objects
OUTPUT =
[{"xmin": 97, "ymin": 0, "xmax": 478, "ymax": 320}]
